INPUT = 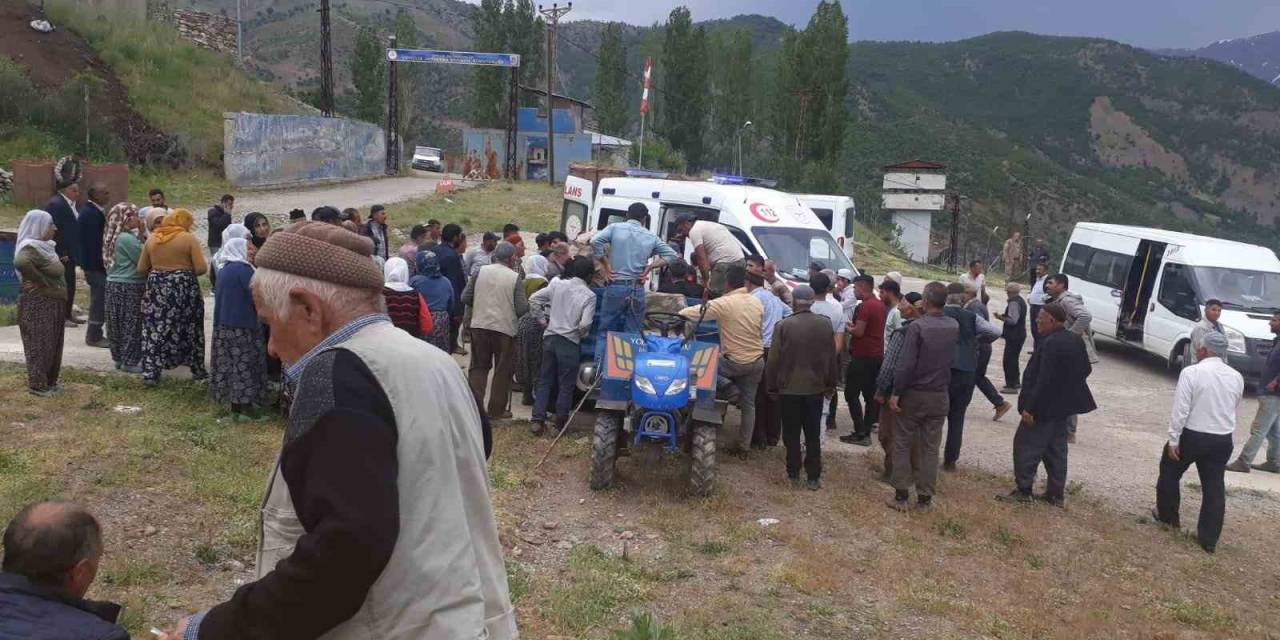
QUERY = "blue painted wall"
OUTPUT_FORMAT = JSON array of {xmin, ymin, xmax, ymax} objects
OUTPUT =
[
  {"xmin": 462, "ymin": 127, "xmax": 591, "ymax": 183},
  {"xmin": 223, "ymin": 113, "xmax": 386, "ymax": 188}
]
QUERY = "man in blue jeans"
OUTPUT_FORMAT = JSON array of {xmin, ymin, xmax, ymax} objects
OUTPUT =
[
  {"xmin": 590, "ymin": 203, "xmax": 680, "ymax": 367},
  {"xmin": 1228, "ymin": 311, "xmax": 1280, "ymax": 473}
]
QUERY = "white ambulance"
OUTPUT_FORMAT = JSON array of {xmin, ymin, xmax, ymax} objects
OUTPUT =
[
  {"xmin": 560, "ymin": 173, "xmax": 858, "ymax": 286},
  {"xmin": 1063, "ymin": 222, "xmax": 1280, "ymax": 378}
]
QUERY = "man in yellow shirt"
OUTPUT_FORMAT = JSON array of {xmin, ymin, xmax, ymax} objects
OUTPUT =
[{"xmin": 680, "ymin": 264, "xmax": 764, "ymax": 453}]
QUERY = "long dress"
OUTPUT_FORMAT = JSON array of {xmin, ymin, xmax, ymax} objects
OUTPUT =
[
  {"xmin": 140, "ymin": 269, "xmax": 207, "ymax": 382},
  {"xmin": 15, "ymin": 245, "xmax": 66, "ymax": 392}
]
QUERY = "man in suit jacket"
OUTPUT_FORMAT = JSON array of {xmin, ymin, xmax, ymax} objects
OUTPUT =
[
  {"xmin": 78, "ymin": 184, "xmax": 110, "ymax": 347},
  {"xmin": 44, "ymin": 181, "xmax": 82, "ymax": 326},
  {"xmin": 999, "ymin": 303, "xmax": 1096, "ymax": 507}
]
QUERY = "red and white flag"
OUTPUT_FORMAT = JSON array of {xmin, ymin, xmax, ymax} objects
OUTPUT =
[{"xmin": 639, "ymin": 57, "xmax": 652, "ymax": 115}]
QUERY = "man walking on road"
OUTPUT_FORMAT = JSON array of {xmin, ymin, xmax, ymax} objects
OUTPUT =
[
  {"xmin": 1153, "ymin": 331, "xmax": 1243, "ymax": 554},
  {"xmin": 680, "ymin": 265, "xmax": 764, "ymax": 455},
  {"xmin": 766, "ymin": 285, "xmax": 840, "ymax": 490},
  {"xmin": 463, "ymin": 241, "xmax": 529, "ymax": 419},
  {"xmin": 942, "ymin": 283, "xmax": 1001, "ymax": 471},
  {"xmin": 887, "ymin": 282, "xmax": 959, "ymax": 511},
  {"xmin": 1028, "ymin": 262, "xmax": 1049, "ymax": 349},
  {"xmin": 997, "ymin": 303, "xmax": 1096, "ymax": 507},
  {"xmin": 1188, "ymin": 299, "xmax": 1224, "ymax": 362},
  {"xmin": 841, "ymin": 275, "xmax": 887, "ymax": 446},
  {"xmin": 1044, "ymin": 273, "xmax": 1098, "ymax": 442},
  {"xmin": 965, "ymin": 285, "xmax": 1014, "ymax": 421},
  {"xmin": 995, "ymin": 282, "xmax": 1028, "ymax": 391},
  {"xmin": 675, "ymin": 214, "xmax": 745, "ymax": 297},
  {"xmin": 1227, "ymin": 311, "xmax": 1280, "ymax": 474},
  {"xmin": 78, "ymin": 184, "xmax": 110, "ymax": 348},
  {"xmin": 591, "ymin": 203, "xmax": 680, "ymax": 366}
]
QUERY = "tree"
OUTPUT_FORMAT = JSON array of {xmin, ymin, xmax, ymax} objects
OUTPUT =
[
  {"xmin": 350, "ymin": 28, "xmax": 386, "ymax": 125},
  {"xmin": 659, "ymin": 7, "xmax": 709, "ymax": 170},
  {"xmin": 505, "ymin": 0, "xmax": 544, "ymax": 108},
  {"xmin": 594, "ymin": 22, "xmax": 629, "ymax": 135},
  {"xmin": 706, "ymin": 30, "xmax": 755, "ymax": 171},
  {"xmin": 393, "ymin": 10, "xmax": 420, "ymax": 148},
  {"xmin": 471, "ymin": 0, "xmax": 507, "ymax": 127}
]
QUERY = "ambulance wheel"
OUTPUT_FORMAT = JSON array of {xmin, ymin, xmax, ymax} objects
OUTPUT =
[
  {"xmin": 689, "ymin": 420, "xmax": 717, "ymax": 497},
  {"xmin": 590, "ymin": 411, "xmax": 623, "ymax": 491}
]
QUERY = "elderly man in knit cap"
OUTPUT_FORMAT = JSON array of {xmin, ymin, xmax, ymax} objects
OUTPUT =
[
  {"xmin": 159, "ymin": 222, "xmax": 515, "ymax": 640},
  {"xmin": 463, "ymin": 240, "xmax": 530, "ymax": 420}
]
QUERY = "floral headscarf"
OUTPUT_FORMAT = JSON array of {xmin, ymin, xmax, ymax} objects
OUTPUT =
[
  {"xmin": 416, "ymin": 250, "xmax": 442, "ymax": 278},
  {"xmin": 102, "ymin": 203, "xmax": 139, "ymax": 270}
]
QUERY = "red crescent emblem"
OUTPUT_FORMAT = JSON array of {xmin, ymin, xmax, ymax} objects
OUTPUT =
[{"xmin": 750, "ymin": 202, "xmax": 779, "ymax": 223}]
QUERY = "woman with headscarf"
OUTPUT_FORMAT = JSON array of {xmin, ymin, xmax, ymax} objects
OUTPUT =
[
  {"xmin": 14, "ymin": 210, "xmax": 66, "ymax": 396},
  {"xmin": 210, "ymin": 237, "xmax": 267, "ymax": 421},
  {"xmin": 104, "ymin": 204, "xmax": 147, "ymax": 372},
  {"xmin": 142, "ymin": 206, "xmax": 166, "ymax": 234},
  {"xmin": 243, "ymin": 212, "xmax": 270, "ymax": 264},
  {"xmin": 382, "ymin": 257, "xmax": 432, "ymax": 339},
  {"xmin": 211, "ymin": 223, "xmax": 252, "ymax": 278},
  {"xmin": 409, "ymin": 251, "xmax": 455, "ymax": 352},
  {"xmin": 137, "ymin": 208, "xmax": 208, "ymax": 385}
]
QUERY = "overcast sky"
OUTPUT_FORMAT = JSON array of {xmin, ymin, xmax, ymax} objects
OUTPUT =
[{"xmin": 503, "ymin": 0, "xmax": 1280, "ymax": 49}]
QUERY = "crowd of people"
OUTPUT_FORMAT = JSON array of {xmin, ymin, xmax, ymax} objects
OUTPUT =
[{"xmin": 6, "ymin": 185, "xmax": 1279, "ymax": 637}]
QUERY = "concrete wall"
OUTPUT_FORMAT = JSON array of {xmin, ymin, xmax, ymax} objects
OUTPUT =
[
  {"xmin": 224, "ymin": 113, "xmax": 386, "ymax": 189},
  {"xmin": 462, "ymin": 128, "xmax": 591, "ymax": 183},
  {"xmin": 892, "ymin": 210, "xmax": 934, "ymax": 262}
]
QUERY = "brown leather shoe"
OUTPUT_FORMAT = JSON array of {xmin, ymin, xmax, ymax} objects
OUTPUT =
[
  {"xmin": 993, "ymin": 402, "xmax": 1013, "ymax": 421},
  {"xmin": 1225, "ymin": 458, "xmax": 1252, "ymax": 473}
]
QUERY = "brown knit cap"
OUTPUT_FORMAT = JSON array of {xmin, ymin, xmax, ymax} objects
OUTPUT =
[{"xmin": 254, "ymin": 221, "xmax": 384, "ymax": 291}]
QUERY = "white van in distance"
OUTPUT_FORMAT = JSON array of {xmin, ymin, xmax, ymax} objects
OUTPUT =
[
  {"xmin": 1062, "ymin": 222, "xmax": 1280, "ymax": 379},
  {"xmin": 560, "ymin": 172, "xmax": 857, "ymax": 286},
  {"xmin": 795, "ymin": 194, "xmax": 856, "ymax": 260}
]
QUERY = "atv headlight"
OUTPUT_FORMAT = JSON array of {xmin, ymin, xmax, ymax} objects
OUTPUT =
[
  {"xmin": 634, "ymin": 376, "xmax": 657, "ymax": 395},
  {"xmin": 665, "ymin": 378, "xmax": 688, "ymax": 395},
  {"xmin": 1223, "ymin": 325, "xmax": 1247, "ymax": 354}
]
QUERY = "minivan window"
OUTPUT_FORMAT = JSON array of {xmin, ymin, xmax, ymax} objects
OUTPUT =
[
  {"xmin": 598, "ymin": 208, "xmax": 629, "ymax": 230},
  {"xmin": 1158, "ymin": 263, "xmax": 1199, "ymax": 320},
  {"xmin": 844, "ymin": 207, "xmax": 856, "ymax": 238},
  {"xmin": 752, "ymin": 227, "xmax": 854, "ymax": 281},
  {"xmin": 810, "ymin": 208, "xmax": 834, "ymax": 231},
  {"xmin": 1063, "ymin": 244, "xmax": 1092, "ymax": 280},
  {"xmin": 1064, "ymin": 243, "xmax": 1129, "ymax": 289},
  {"xmin": 1190, "ymin": 266, "xmax": 1280, "ymax": 313}
]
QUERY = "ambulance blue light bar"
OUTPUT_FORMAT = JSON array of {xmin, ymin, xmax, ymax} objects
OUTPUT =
[
  {"xmin": 623, "ymin": 168, "xmax": 670, "ymax": 179},
  {"xmin": 710, "ymin": 174, "xmax": 778, "ymax": 188}
]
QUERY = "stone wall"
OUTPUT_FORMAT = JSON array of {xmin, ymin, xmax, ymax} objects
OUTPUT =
[
  {"xmin": 224, "ymin": 113, "xmax": 387, "ymax": 189},
  {"xmin": 146, "ymin": 2, "xmax": 237, "ymax": 55}
]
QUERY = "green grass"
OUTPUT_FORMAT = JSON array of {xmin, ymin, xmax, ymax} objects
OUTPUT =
[
  {"xmin": 388, "ymin": 181, "xmax": 563, "ymax": 238},
  {"xmin": 546, "ymin": 545, "xmax": 664, "ymax": 635},
  {"xmin": 0, "ymin": 304, "xmax": 15, "ymax": 327},
  {"xmin": 44, "ymin": 1, "xmax": 298, "ymax": 165}
]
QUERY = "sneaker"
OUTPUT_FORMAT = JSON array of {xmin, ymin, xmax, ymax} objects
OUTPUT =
[
  {"xmin": 845, "ymin": 436, "xmax": 873, "ymax": 447},
  {"xmin": 1225, "ymin": 458, "xmax": 1252, "ymax": 473},
  {"xmin": 806, "ymin": 479, "xmax": 822, "ymax": 491},
  {"xmin": 993, "ymin": 402, "xmax": 1013, "ymax": 421},
  {"xmin": 995, "ymin": 489, "xmax": 1035, "ymax": 503},
  {"xmin": 85, "ymin": 338, "xmax": 111, "ymax": 349},
  {"xmin": 1251, "ymin": 461, "xmax": 1280, "ymax": 474},
  {"xmin": 28, "ymin": 388, "xmax": 54, "ymax": 398}
]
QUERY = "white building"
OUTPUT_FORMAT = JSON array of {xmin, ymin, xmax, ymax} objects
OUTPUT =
[{"xmin": 882, "ymin": 160, "xmax": 947, "ymax": 262}]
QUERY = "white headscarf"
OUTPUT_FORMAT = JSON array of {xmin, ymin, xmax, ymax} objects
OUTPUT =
[
  {"xmin": 217, "ymin": 237, "xmax": 251, "ymax": 271},
  {"xmin": 16, "ymin": 210, "xmax": 57, "ymax": 265},
  {"xmin": 383, "ymin": 257, "xmax": 412, "ymax": 292},
  {"xmin": 213, "ymin": 223, "xmax": 252, "ymax": 271}
]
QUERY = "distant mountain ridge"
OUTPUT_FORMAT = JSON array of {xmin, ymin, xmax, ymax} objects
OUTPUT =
[{"xmin": 1155, "ymin": 31, "xmax": 1280, "ymax": 86}]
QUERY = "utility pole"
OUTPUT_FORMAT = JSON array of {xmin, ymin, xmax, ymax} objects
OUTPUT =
[
  {"xmin": 948, "ymin": 193, "xmax": 961, "ymax": 273},
  {"xmin": 319, "ymin": 0, "xmax": 335, "ymax": 117},
  {"xmin": 385, "ymin": 35, "xmax": 399, "ymax": 175},
  {"xmin": 236, "ymin": 0, "xmax": 243, "ymax": 60},
  {"xmin": 538, "ymin": 3, "xmax": 571, "ymax": 185}
]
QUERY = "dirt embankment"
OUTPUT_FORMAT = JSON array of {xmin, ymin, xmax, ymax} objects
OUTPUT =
[{"xmin": 0, "ymin": 2, "xmax": 180, "ymax": 164}]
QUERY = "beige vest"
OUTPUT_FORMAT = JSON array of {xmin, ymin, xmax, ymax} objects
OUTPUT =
[
  {"xmin": 258, "ymin": 322, "xmax": 517, "ymax": 640},
  {"xmin": 471, "ymin": 263, "xmax": 519, "ymax": 336}
]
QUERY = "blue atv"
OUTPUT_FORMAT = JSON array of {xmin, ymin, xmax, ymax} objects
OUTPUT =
[{"xmin": 589, "ymin": 312, "xmax": 724, "ymax": 497}]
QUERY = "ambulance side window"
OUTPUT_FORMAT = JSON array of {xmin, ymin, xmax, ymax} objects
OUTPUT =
[
  {"xmin": 598, "ymin": 208, "xmax": 629, "ymax": 231},
  {"xmin": 728, "ymin": 227, "xmax": 759, "ymax": 257}
]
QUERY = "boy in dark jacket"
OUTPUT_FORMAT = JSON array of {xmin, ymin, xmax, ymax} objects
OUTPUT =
[
  {"xmin": 999, "ymin": 302, "xmax": 1097, "ymax": 506},
  {"xmin": 0, "ymin": 501, "xmax": 129, "ymax": 640}
]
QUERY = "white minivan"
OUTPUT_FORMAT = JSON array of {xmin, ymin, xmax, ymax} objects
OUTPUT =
[
  {"xmin": 795, "ymin": 194, "xmax": 856, "ymax": 260},
  {"xmin": 1062, "ymin": 222, "xmax": 1280, "ymax": 378},
  {"xmin": 561, "ymin": 173, "xmax": 857, "ymax": 286}
]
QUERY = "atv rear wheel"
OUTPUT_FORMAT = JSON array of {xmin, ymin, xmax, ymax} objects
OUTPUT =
[
  {"xmin": 689, "ymin": 420, "xmax": 717, "ymax": 497},
  {"xmin": 590, "ymin": 410, "xmax": 623, "ymax": 491}
]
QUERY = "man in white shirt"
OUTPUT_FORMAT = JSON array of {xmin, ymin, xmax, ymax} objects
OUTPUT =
[
  {"xmin": 959, "ymin": 259, "xmax": 987, "ymax": 304},
  {"xmin": 1153, "ymin": 331, "xmax": 1242, "ymax": 554},
  {"xmin": 675, "ymin": 214, "xmax": 745, "ymax": 297},
  {"xmin": 1027, "ymin": 262, "xmax": 1049, "ymax": 349},
  {"xmin": 809, "ymin": 272, "xmax": 845, "ymax": 429}
]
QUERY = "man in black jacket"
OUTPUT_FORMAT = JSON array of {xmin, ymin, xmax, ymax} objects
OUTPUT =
[
  {"xmin": 206, "ymin": 194, "xmax": 234, "ymax": 289},
  {"xmin": 78, "ymin": 184, "xmax": 111, "ymax": 347},
  {"xmin": 999, "ymin": 303, "xmax": 1096, "ymax": 506},
  {"xmin": 995, "ymin": 282, "xmax": 1028, "ymax": 391},
  {"xmin": 0, "ymin": 501, "xmax": 129, "ymax": 640},
  {"xmin": 44, "ymin": 180, "xmax": 82, "ymax": 326}
]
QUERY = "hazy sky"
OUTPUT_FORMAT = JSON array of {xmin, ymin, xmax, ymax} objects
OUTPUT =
[{"xmin": 500, "ymin": 0, "xmax": 1280, "ymax": 49}]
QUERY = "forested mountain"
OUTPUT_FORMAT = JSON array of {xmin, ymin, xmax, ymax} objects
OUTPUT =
[{"xmin": 1156, "ymin": 31, "xmax": 1280, "ymax": 87}]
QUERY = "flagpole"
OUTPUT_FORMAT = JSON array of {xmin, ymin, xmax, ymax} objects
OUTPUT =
[{"xmin": 638, "ymin": 109, "xmax": 645, "ymax": 168}]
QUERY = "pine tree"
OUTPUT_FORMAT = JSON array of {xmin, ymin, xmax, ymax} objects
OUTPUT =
[
  {"xmin": 659, "ymin": 7, "xmax": 708, "ymax": 170},
  {"xmin": 594, "ymin": 22, "xmax": 629, "ymax": 135},
  {"xmin": 471, "ymin": 0, "xmax": 507, "ymax": 127},
  {"xmin": 505, "ymin": 0, "xmax": 544, "ymax": 108},
  {"xmin": 393, "ymin": 10, "xmax": 420, "ymax": 144},
  {"xmin": 350, "ymin": 28, "xmax": 386, "ymax": 125},
  {"xmin": 707, "ymin": 30, "xmax": 754, "ymax": 171}
]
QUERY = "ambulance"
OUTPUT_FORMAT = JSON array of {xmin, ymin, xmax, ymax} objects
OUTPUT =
[{"xmin": 560, "ymin": 172, "xmax": 858, "ymax": 286}]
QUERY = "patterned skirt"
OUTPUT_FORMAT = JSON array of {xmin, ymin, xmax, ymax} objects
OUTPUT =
[
  {"xmin": 210, "ymin": 325, "xmax": 266, "ymax": 405},
  {"xmin": 427, "ymin": 309, "xmax": 451, "ymax": 352},
  {"xmin": 515, "ymin": 312, "xmax": 544, "ymax": 398},
  {"xmin": 140, "ymin": 270, "xmax": 207, "ymax": 381},
  {"xmin": 18, "ymin": 293, "xmax": 65, "ymax": 391},
  {"xmin": 105, "ymin": 280, "xmax": 145, "ymax": 367}
]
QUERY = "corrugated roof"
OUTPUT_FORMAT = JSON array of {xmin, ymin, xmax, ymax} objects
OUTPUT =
[
  {"xmin": 584, "ymin": 130, "xmax": 632, "ymax": 147},
  {"xmin": 883, "ymin": 159, "xmax": 946, "ymax": 171}
]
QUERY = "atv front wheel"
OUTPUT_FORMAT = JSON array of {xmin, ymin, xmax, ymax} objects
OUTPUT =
[
  {"xmin": 689, "ymin": 420, "xmax": 717, "ymax": 497},
  {"xmin": 590, "ymin": 411, "xmax": 623, "ymax": 490}
]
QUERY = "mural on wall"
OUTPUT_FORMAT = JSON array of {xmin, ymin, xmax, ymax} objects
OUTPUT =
[
  {"xmin": 462, "ymin": 128, "xmax": 592, "ymax": 182},
  {"xmin": 462, "ymin": 131, "xmax": 506, "ymax": 181}
]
